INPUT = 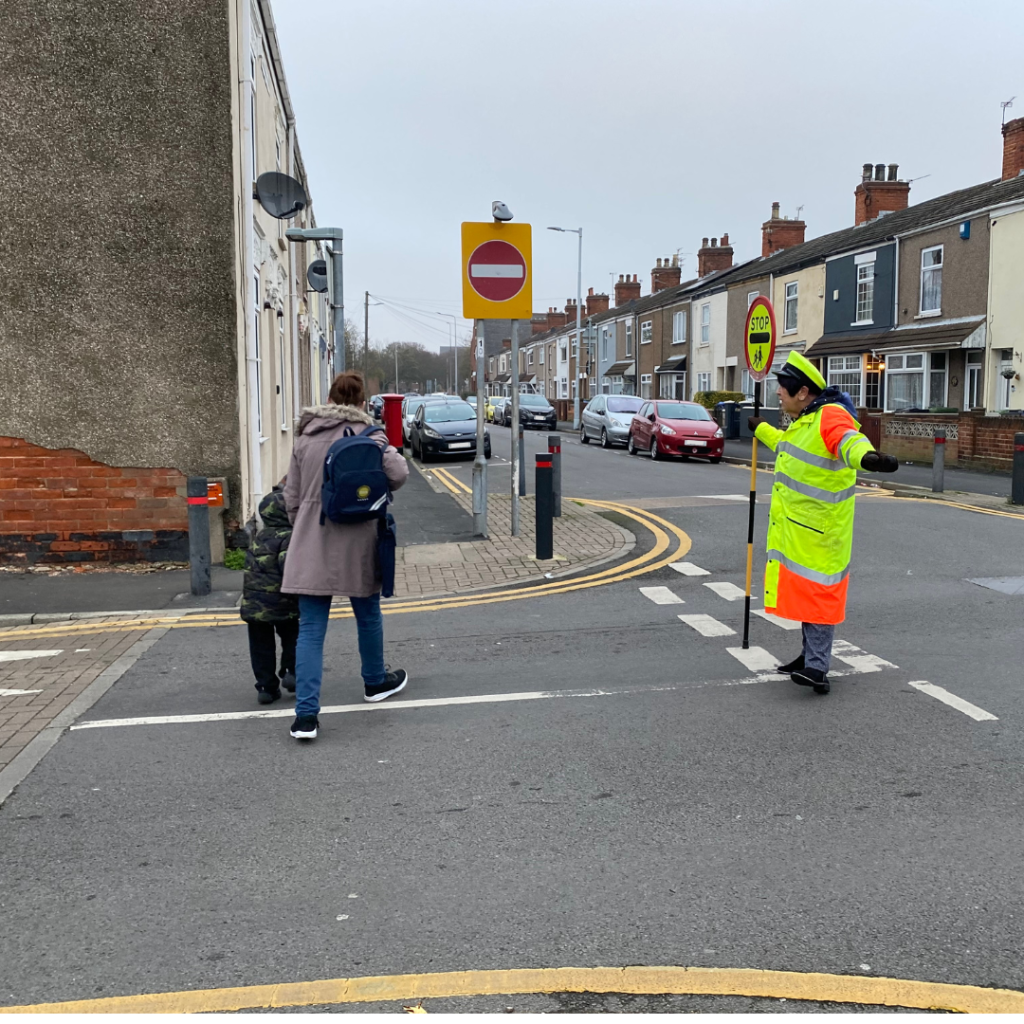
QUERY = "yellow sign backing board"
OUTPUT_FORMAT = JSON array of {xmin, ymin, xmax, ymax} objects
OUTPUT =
[
  {"xmin": 744, "ymin": 296, "xmax": 777, "ymax": 382},
  {"xmin": 461, "ymin": 222, "xmax": 532, "ymax": 320}
]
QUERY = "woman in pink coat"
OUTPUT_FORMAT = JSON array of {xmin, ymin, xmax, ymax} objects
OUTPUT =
[{"xmin": 282, "ymin": 371, "xmax": 410, "ymax": 741}]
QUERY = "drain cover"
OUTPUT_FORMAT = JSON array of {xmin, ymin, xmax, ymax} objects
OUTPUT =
[{"xmin": 967, "ymin": 577, "xmax": 1024, "ymax": 595}]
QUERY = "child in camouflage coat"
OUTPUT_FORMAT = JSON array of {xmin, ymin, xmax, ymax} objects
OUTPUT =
[{"xmin": 241, "ymin": 487, "xmax": 300, "ymax": 705}]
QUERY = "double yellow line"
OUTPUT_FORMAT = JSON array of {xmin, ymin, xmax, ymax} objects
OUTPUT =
[
  {"xmin": 0, "ymin": 501, "xmax": 690, "ymax": 640},
  {"xmin": 431, "ymin": 467, "xmax": 472, "ymax": 495}
]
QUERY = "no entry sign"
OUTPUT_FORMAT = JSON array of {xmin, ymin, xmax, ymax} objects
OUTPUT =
[{"xmin": 461, "ymin": 222, "xmax": 532, "ymax": 319}]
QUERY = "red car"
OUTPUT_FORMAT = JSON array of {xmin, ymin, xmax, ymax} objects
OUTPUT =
[{"xmin": 627, "ymin": 400, "xmax": 725, "ymax": 462}]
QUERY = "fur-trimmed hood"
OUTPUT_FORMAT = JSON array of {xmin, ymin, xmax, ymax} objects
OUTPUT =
[{"xmin": 297, "ymin": 403, "xmax": 375, "ymax": 436}]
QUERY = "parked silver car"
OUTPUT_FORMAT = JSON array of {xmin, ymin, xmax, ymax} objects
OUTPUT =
[{"xmin": 580, "ymin": 394, "xmax": 643, "ymax": 448}]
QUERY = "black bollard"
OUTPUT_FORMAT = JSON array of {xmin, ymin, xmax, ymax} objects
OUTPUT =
[
  {"xmin": 548, "ymin": 434, "xmax": 562, "ymax": 517},
  {"xmin": 187, "ymin": 476, "xmax": 211, "ymax": 597},
  {"xmin": 1013, "ymin": 432, "xmax": 1024, "ymax": 506},
  {"xmin": 535, "ymin": 453, "xmax": 554, "ymax": 560},
  {"xmin": 932, "ymin": 427, "xmax": 946, "ymax": 493}
]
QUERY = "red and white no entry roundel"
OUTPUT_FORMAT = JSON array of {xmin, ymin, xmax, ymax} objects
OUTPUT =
[{"xmin": 467, "ymin": 239, "xmax": 527, "ymax": 302}]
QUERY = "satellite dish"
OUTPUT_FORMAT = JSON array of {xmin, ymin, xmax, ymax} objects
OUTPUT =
[
  {"xmin": 307, "ymin": 259, "xmax": 329, "ymax": 293},
  {"xmin": 254, "ymin": 171, "xmax": 307, "ymax": 220}
]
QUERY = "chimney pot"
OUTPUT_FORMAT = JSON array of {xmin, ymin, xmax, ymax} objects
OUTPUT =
[
  {"xmin": 711, "ymin": 237, "xmax": 718, "ymax": 247},
  {"xmin": 721, "ymin": 233, "xmax": 729, "ymax": 247},
  {"xmin": 656, "ymin": 257, "xmax": 662, "ymax": 268},
  {"xmin": 888, "ymin": 163, "xmax": 899, "ymax": 181},
  {"xmin": 702, "ymin": 237, "xmax": 708, "ymax": 248},
  {"xmin": 874, "ymin": 163, "xmax": 885, "ymax": 181},
  {"xmin": 588, "ymin": 286, "xmax": 594, "ymax": 296},
  {"xmin": 771, "ymin": 201, "xmax": 780, "ymax": 219},
  {"xmin": 618, "ymin": 274, "xmax": 624, "ymax": 282},
  {"xmin": 862, "ymin": 163, "xmax": 873, "ymax": 181},
  {"xmin": 672, "ymin": 254, "xmax": 678, "ymax": 267}
]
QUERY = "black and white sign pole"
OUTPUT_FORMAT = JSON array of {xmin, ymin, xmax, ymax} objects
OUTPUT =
[
  {"xmin": 510, "ymin": 319, "xmax": 521, "ymax": 536},
  {"xmin": 741, "ymin": 380, "xmax": 761, "ymax": 650},
  {"xmin": 473, "ymin": 321, "xmax": 488, "ymax": 537}
]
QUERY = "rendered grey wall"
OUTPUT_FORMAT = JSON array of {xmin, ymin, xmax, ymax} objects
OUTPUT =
[{"xmin": 0, "ymin": 0, "xmax": 239, "ymax": 480}]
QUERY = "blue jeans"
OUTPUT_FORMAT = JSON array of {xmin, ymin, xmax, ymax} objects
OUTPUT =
[
  {"xmin": 801, "ymin": 622, "xmax": 835, "ymax": 674},
  {"xmin": 295, "ymin": 594, "xmax": 386, "ymax": 718}
]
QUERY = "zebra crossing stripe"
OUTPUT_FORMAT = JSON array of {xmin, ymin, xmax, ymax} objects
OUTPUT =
[
  {"xmin": 703, "ymin": 581, "xmax": 748, "ymax": 602},
  {"xmin": 726, "ymin": 646, "xmax": 780, "ymax": 673},
  {"xmin": 669, "ymin": 562, "xmax": 710, "ymax": 577},
  {"xmin": 831, "ymin": 639, "xmax": 897, "ymax": 673},
  {"xmin": 678, "ymin": 614, "xmax": 736, "ymax": 637},
  {"xmin": 639, "ymin": 586, "xmax": 685, "ymax": 605},
  {"xmin": 752, "ymin": 609, "xmax": 801, "ymax": 630}
]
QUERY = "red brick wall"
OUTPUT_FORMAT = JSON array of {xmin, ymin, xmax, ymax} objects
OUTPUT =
[
  {"xmin": 959, "ymin": 412, "xmax": 1024, "ymax": 470},
  {"xmin": 0, "ymin": 437, "xmax": 188, "ymax": 564}
]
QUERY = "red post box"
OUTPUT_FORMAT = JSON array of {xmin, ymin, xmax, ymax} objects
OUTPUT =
[{"xmin": 381, "ymin": 393, "xmax": 405, "ymax": 451}]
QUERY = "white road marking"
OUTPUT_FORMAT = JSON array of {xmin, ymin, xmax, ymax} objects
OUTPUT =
[
  {"xmin": 752, "ymin": 609, "xmax": 801, "ymax": 630},
  {"xmin": 727, "ymin": 646, "xmax": 781, "ymax": 673},
  {"xmin": 908, "ymin": 681, "xmax": 998, "ymax": 722},
  {"xmin": 703, "ymin": 581, "xmax": 749, "ymax": 601},
  {"xmin": 639, "ymin": 586, "xmax": 685, "ymax": 605},
  {"xmin": 0, "ymin": 650, "xmax": 63, "ymax": 663},
  {"xmin": 678, "ymin": 614, "xmax": 736, "ymax": 637},
  {"xmin": 695, "ymin": 494, "xmax": 748, "ymax": 501},
  {"xmin": 70, "ymin": 684, "xmax": 680, "ymax": 731},
  {"xmin": 669, "ymin": 561, "xmax": 710, "ymax": 576},
  {"xmin": 0, "ymin": 688, "xmax": 43, "ymax": 697},
  {"xmin": 831, "ymin": 639, "xmax": 897, "ymax": 673}
]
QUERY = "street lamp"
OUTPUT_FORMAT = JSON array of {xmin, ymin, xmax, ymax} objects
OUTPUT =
[
  {"xmin": 436, "ymin": 312, "xmax": 460, "ymax": 394},
  {"xmin": 548, "ymin": 225, "xmax": 583, "ymax": 428},
  {"xmin": 286, "ymin": 227, "xmax": 345, "ymax": 373}
]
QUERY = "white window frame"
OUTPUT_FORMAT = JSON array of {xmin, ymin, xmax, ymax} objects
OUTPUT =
[
  {"xmin": 854, "ymin": 261, "xmax": 875, "ymax": 324},
  {"xmin": 965, "ymin": 351, "xmax": 982, "ymax": 410},
  {"xmin": 253, "ymin": 273, "xmax": 263, "ymax": 437},
  {"xmin": 559, "ymin": 378, "xmax": 568, "ymax": 399},
  {"xmin": 740, "ymin": 368, "xmax": 755, "ymax": 400},
  {"xmin": 827, "ymin": 355, "xmax": 863, "ymax": 407},
  {"xmin": 538, "ymin": 346, "xmax": 544, "ymax": 365},
  {"xmin": 747, "ymin": 291, "xmax": 759, "ymax": 309},
  {"xmin": 696, "ymin": 371, "xmax": 712, "ymax": 394},
  {"xmin": 625, "ymin": 322, "xmax": 633, "ymax": 357},
  {"xmin": 996, "ymin": 357, "xmax": 1013, "ymax": 410},
  {"xmin": 919, "ymin": 245, "xmax": 943, "ymax": 315},
  {"xmin": 278, "ymin": 312, "xmax": 288, "ymax": 431},
  {"xmin": 700, "ymin": 303, "xmax": 710, "ymax": 345},
  {"xmin": 784, "ymin": 281, "xmax": 798, "ymax": 333},
  {"xmin": 672, "ymin": 310, "xmax": 686, "ymax": 345},
  {"xmin": 527, "ymin": 349, "xmax": 534, "ymax": 368},
  {"xmin": 884, "ymin": 352, "xmax": 928, "ymax": 412},
  {"xmin": 640, "ymin": 373, "xmax": 653, "ymax": 400},
  {"xmin": 640, "ymin": 320, "xmax": 653, "ymax": 345}
]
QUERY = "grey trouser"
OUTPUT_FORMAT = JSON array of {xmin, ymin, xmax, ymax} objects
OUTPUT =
[{"xmin": 802, "ymin": 622, "xmax": 835, "ymax": 674}]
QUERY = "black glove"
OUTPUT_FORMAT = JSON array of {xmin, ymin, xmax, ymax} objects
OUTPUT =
[
  {"xmin": 861, "ymin": 451, "xmax": 898, "ymax": 473},
  {"xmin": 748, "ymin": 416, "xmax": 766, "ymax": 432}
]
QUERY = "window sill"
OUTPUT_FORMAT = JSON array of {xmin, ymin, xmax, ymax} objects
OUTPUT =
[
  {"xmin": 915, "ymin": 310, "xmax": 941, "ymax": 319},
  {"xmin": 783, "ymin": 329, "xmax": 798, "ymax": 336},
  {"xmin": 850, "ymin": 320, "xmax": 874, "ymax": 327},
  {"xmin": 672, "ymin": 340, "xmax": 685, "ymax": 345}
]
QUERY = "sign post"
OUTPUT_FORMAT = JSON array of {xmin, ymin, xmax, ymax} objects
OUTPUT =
[
  {"xmin": 741, "ymin": 296, "xmax": 778, "ymax": 650},
  {"xmin": 462, "ymin": 220, "xmax": 532, "ymax": 537}
]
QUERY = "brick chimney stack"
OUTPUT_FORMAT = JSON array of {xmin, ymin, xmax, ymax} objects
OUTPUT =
[
  {"xmin": 854, "ymin": 162, "xmax": 910, "ymax": 225},
  {"xmin": 564, "ymin": 298, "xmax": 579, "ymax": 324},
  {"xmin": 761, "ymin": 202, "xmax": 807, "ymax": 258},
  {"xmin": 1002, "ymin": 117, "xmax": 1024, "ymax": 180},
  {"xmin": 613, "ymin": 274, "xmax": 641, "ymax": 306},
  {"xmin": 696, "ymin": 235, "xmax": 734, "ymax": 277},
  {"xmin": 585, "ymin": 286, "xmax": 610, "ymax": 316},
  {"xmin": 651, "ymin": 254, "xmax": 682, "ymax": 293},
  {"xmin": 546, "ymin": 306, "xmax": 567, "ymax": 331},
  {"xmin": 531, "ymin": 313, "xmax": 549, "ymax": 335}
]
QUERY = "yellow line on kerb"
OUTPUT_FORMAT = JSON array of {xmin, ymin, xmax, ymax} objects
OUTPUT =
[
  {"xmin": 3, "ymin": 965, "xmax": 1021, "ymax": 1014},
  {"xmin": 0, "ymin": 502, "xmax": 689, "ymax": 640},
  {"xmin": 432, "ymin": 466, "xmax": 472, "ymax": 494}
]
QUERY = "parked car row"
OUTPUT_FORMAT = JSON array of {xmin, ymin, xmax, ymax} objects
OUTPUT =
[
  {"xmin": 482, "ymin": 394, "xmax": 558, "ymax": 430},
  {"xmin": 407, "ymin": 397, "xmax": 491, "ymax": 462},
  {"xmin": 580, "ymin": 394, "xmax": 725, "ymax": 462}
]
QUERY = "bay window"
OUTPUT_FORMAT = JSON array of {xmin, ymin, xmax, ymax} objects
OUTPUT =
[{"xmin": 885, "ymin": 352, "xmax": 950, "ymax": 412}]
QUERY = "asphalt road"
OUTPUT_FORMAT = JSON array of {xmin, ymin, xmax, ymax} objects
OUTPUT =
[{"xmin": 1, "ymin": 427, "xmax": 1023, "ymax": 1012}]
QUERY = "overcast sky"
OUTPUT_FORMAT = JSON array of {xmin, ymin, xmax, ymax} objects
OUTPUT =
[{"xmin": 273, "ymin": 0, "xmax": 1024, "ymax": 353}]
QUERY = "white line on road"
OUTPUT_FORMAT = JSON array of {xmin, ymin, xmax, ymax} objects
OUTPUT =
[
  {"xmin": 831, "ymin": 639, "xmax": 897, "ymax": 673},
  {"xmin": 69, "ymin": 685, "xmax": 680, "ymax": 731},
  {"xmin": 727, "ymin": 646, "xmax": 781, "ymax": 673},
  {"xmin": 678, "ymin": 614, "xmax": 736, "ymax": 637},
  {"xmin": 639, "ymin": 586, "xmax": 685, "ymax": 605},
  {"xmin": 0, "ymin": 650, "xmax": 63, "ymax": 663},
  {"xmin": 669, "ymin": 561, "xmax": 710, "ymax": 576},
  {"xmin": 695, "ymin": 494, "xmax": 748, "ymax": 501},
  {"xmin": 909, "ymin": 681, "xmax": 998, "ymax": 722},
  {"xmin": 703, "ymin": 581, "xmax": 749, "ymax": 601},
  {"xmin": 752, "ymin": 609, "xmax": 801, "ymax": 630},
  {"xmin": 0, "ymin": 688, "xmax": 43, "ymax": 697}
]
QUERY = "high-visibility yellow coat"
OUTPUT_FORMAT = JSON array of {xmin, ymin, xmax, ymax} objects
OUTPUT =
[{"xmin": 754, "ymin": 400, "xmax": 876, "ymax": 625}]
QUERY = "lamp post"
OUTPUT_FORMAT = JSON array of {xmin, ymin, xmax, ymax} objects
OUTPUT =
[
  {"xmin": 286, "ymin": 227, "xmax": 344, "ymax": 373},
  {"xmin": 547, "ymin": 226, "xmax": 583, "ymax": 428},
  {"xmin": 436, "ymin": 312, "xmax": 460, "ymax": 394}
]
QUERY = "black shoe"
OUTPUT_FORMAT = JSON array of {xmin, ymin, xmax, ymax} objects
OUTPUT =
[
  {"xmin": 792, "ymin": 668, "xmax": 830, "ymax": 695},
  {"xmin": 364, "ymin": 668, "xmax": 409, "ymax": 703},
  {"xmin": 777, "ymin": 653, "xmax": 805, "ymax": 674},
  {"xmin": 257, "ymin": 687, "xmax": 281, "ymax": 705},
  {"xmin": 289, "ymin": 714, "xmax": 319, "ymax": 740},
  {"xmin": 280, "ymin": 671, "xmax": 296, "ymax": 693}
]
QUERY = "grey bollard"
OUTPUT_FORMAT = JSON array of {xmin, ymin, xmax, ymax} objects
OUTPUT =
[
  {"xmin": 187, "ymin": 476, "xmax": 211, "ymax": 596},
  {"xmin": 518, "ymin": 425, "xmax": 526, "ymax": 497},
  {"xmin": 932, "ymin": 428, "xmax": 946, "ymax": 493},
  {"xmin": 548, "ymin": 434, "xmax": 562, "ymax": 517},
  {"xmin": 535, "ymin": 454, "xmax": 553, "ymax": 560},
  {"xmin": 1013, "ymin": 432, "xmax": 1024, "ymax": 506}
]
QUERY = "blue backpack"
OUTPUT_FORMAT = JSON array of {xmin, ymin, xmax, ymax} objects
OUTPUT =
[{"xmin": 320, "ymin": 424, "xmax": 391, "ymax": 525}]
